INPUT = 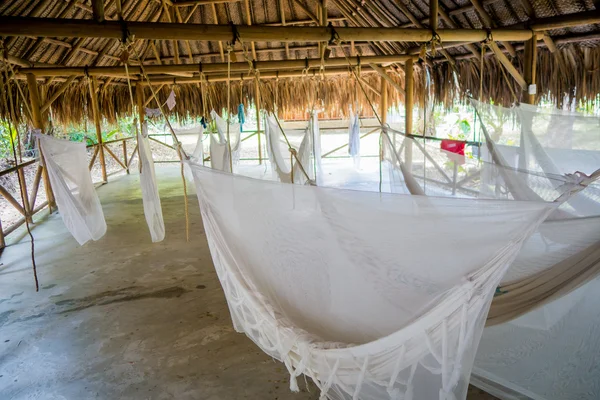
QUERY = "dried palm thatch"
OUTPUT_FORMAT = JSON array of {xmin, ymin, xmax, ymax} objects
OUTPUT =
[
  {"xmin": 1, "ymin": 67, "xmax": 425, "ymax": 126},
  {"xmin": 433, "ymin": 44, "xmax": 600, "ymax": 108}
]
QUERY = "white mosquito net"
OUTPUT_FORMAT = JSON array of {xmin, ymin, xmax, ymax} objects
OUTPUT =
[
  {"xmin": 264, "ymin": 114, "xmax": 314, "ymax": 184},
  {"xmin": 37, "ymin": 134, "xmax": 106, "ymax": 245},
  {"xmin": 468, "ymin": 101, "xmax": 600, "ymax": 400},
  {"xmin": 348, "ymin": 110, "xmax": 361, "ymax": 168},
  {"xmin": 209, "ymin": 110, "xmax": 241, "ymax": 172},
  {"xmin": 383, "ymin": 102, "xmax": 600, "ymax": 399},
  {"xmin": 137, "ymin": 121, "xmax": 165, "ymax": 243},
  {"xmin": 187, "ymin": 161, "xmax": 553, "ymax": 400}
]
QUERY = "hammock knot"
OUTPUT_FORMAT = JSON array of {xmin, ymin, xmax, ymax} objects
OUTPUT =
[
  {"xmin": 483, "ymin": 29, "xmax": 493, "ymax": 45},
  {"xmin": 328, "ymin": 22, "xmax": 340, "ymax": 46},
  {"xmin": 229, "ymin": 22, "xmax": 240, "ymax": 47}
]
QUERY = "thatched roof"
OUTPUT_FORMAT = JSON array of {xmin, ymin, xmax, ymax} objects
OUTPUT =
[{"xmin": 1, "ymin": 0, "xmax": 600, "ymax": 125}]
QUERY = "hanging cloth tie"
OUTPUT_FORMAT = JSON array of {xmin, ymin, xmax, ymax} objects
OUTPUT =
[{"xmin": 238, "ymin": 103, "xmax": 246, "ymax": 130}]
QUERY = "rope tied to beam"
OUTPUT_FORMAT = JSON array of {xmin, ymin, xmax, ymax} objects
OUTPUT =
[
  {"xmin": 121, "ymin": 33, "xmax": 191, "ymax": 242},
  {"xmin": 1, "ymin": 45, "xmax": 40, "ymax": 291},
  {"xmin": 230, "ymin": 22, "xmax": 240, "ymax": 47}
]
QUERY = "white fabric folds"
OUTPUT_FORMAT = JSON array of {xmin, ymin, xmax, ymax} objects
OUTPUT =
[
  {"xmin": 348, "ymin": 111, "xmax": 361, "ymax": 168},
  {"xmin": 137, "ymin": 122, "xmax": 165, "ymax": 242},
  {"xmin": 37, "ymin": 134, "xmax": 106, "ymax": 245},
  {"xmin": 264, "ymin": 114, "xmax": 314, "ymax": 184},
  {"xmin": 210, "ymin": 110, "xmax": 241, "ymax": 172},
  {"xmin": 188, "ymin": 162, "xmax": 552, "ymax": 400}
]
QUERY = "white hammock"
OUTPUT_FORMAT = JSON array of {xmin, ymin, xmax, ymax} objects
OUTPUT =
[
  {"xmin": 37, "ymin": 134, "xmax": 106, "ymax": 245},
  {"xmin": 187, "ymin": 161, "xmax": 552, "ymax": 400},
  {"xmin": 210, "ymin": 110, "xmax": 241, "ymax": 172},
  {"xmin": 264, "ymin": 114, "xmax": 314, "ymax": 184},
  {"xmin": 137, "ymin": 121, "xmax": 165, "ymax": 242}
]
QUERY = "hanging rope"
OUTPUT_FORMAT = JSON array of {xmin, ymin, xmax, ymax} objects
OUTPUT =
[
  {"xmin": 1, "ymin": 45, "xmax": 39, "ymax": 291},
  {"xmin": 122, "ymin": 34, "xmax": 190, "ymax": 242},
  {"xmin": 333, "ymin": 39, "xmax": 382, "ymax": 126},
  {"xmin": 257, "ymin": 79, "xmax": 312, "ymax": 183}
]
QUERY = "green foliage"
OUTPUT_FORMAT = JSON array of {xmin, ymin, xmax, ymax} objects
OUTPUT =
[{"xmin": 0, "ymin": 120, "xmax": 18, "ymax": 159}]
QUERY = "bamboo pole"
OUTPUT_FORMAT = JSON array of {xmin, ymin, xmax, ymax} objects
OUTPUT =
[
  {"xmin": 144, "ymin": 66, "xmax": 379, "ymax": 84},
  {"xmin": 370, "ymin": 64, "xmax": 404, "ymax": 96},
  {"xmin": 254, "ymin": 77, "xmax": 262, "ymax": 164},
  {"xmin": 41, "ymin": 75, "xmax": 77, "ymax": 112},
  {"xmin": 21, "ymin": 55, "xmax": 417, "ymax": 76},
  {"xmin": 430, "ymin": 0, "xmax": 438, "ymax": 30},
  {"xmin": 488, "ymin": 41, "xmax": 526, "ymax": 89},
  {"xmin": 29, "ymin": 165, "xmax": 43, "ymax": 209},
  {"xmin": 243, "ymin": 0, "xmax": 257, "ymax": 60},
  {"xmin": 26, "ymin": 73, "xmax": 55, "ymax": 210},
  {"xmin": 88, "ymin": 76, "xmax": 107, "ymax": 182},
  {"xmin": 91, "ymin": 0, "xmax": 105, "ymax": 22},
  {"xmin": 137, "ymin": 83, "xmax": 145, "ymax": 125},
  {"xmin": 174, "ymin": 0, "xmax": 240, "ymax": 5},
  {"xmin": 17, "ymin": 169, "xmax": 32, "ymax": 223},
  {"xmin": 404, "ymin": 58, "xmax": 413, "ymax": 168},
  {"xmin": 0, "ymin": 17, "xmax": 535, "ymax": 42},
  {"xmin": 211, "ymin": 4, "xmax": 225, "ymax": 62},
  {"xmin": 524, "ymin": 34, "xmax": 538, "ymax": 104},
  {"xmin": 530, "ymin": 10, "xmax": 600, "ymax": 31},
  {"xmin": 469, "ymin": 0, "xmax": 516, "ymax": 57}
]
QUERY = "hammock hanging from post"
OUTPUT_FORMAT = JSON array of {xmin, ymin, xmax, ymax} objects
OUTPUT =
[
  {"xmin": 37, "ymin": 134, "xmax": 106, "ymax": 245},
  {"xmin": 210, "ymin": 110, "xmax": 241, "ymax": 172},
  {"xmin": 137, "ymin": 121, "xmax": 165, "ymax": 243}
]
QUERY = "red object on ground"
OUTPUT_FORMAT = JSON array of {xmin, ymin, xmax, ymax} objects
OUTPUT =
[{"xmin": 440, "ymin": 139, "xmax": 466, "ymax": 155}]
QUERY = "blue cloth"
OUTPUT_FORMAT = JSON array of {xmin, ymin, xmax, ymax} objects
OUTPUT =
[
  {"xmin": 200, "ymin": 116, "xmax": 207, "ymax": 129},
  {"xmin": 238, "ymin": 104, "xmax": 245, "ymax": 131}
]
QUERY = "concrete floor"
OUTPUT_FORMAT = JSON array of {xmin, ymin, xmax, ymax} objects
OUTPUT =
[{"xmin": 0, "ymin": 166, "xmax": 495, "ymax": 400}]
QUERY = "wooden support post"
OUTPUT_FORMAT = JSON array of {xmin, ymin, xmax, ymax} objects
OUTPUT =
[
  {"xmin": 29, "ymin": 165, "xmax": 43, "ymax": 209},
  {"xmin": 380, "ymin": 77, "xmax": 387, "ymax": 125},
  {"xmin": 91, "ymin": 0, "xmax": 105, "ymax": 22},
  {"xmin": 430, "ymin": 0, "xmax": 438, "ymax": 30},
  {"xmin": 26, "ymin": 74, "xmax": 44, "ymax": 131},
  {"xmin": 0, "ymin": 217, "xmax": 4, "ymax": 250},
  {"xmin": 136, "ymin": 83, "xmax": 145, "ymax": 124},
  {"xmin": 136, "ymin": 83, "xmax": 144, "ymax": 168},
  {"xmin": 279, "ymin": 0, "xmax": 290, "ymax": 59},
  {"xmin": 404, "ymin": 58, "xmax": 414, "ymax": 167},
  {"xmin": 26, "ymin": 73, "xmax": 56, "ymax": 210},
  {"xmin": 88, "ymin": 76, "xmax": 107, "ymax": 182},
  {"xmin": 17, "ymin": 168, "xmax": 32, "ymax": 223},
  {"xmin": 122, "ymin": 140, "xmax": 129, "ymax": 173},
  {"xmin": 524, "ymin": 34, "xmax": 538, "ymax": 104},
  {"xmin": 254, "ymin": 77, "xmax": 262, "ymax": 164},
  {"xmin": 211, "ymin": 4, "xmax": 225, "ymax": 62},
  {"xmin": 380, "ymin": 75, "xmax": 387, "ymax": 190}
]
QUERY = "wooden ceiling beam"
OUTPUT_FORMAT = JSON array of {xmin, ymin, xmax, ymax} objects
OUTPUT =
[
  {"xmin": 144, "ymin": 66, "xmax": 377, "ymax": 84},
  {"xmin": 469, "ymin": 0, "xmax": 517, "ymax": 57},
  {"xmin": 262, "ymin": 17, "xmax": 345, "ymax": 26},
  {"xmin": 91, "ymin": 0, "xmax": 105, "ymax": 22},
  {"xmin": 172, "ymin": 0, "xmax": 240, "ymax": 6},
  {"xmin": 21, "ymin": 55, "xmax": 416, "ymax": 77},
  {"xmin": 291, "ymin": 0, "xmax": 319, "ymax": 24},
  {"xmin": 2, "ymin": 17, "xmax": 564, "ymax": 43}
]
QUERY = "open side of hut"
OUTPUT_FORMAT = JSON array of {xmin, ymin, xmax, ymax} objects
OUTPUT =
[{"xmin": 1, "ymin": 1, "xmax": 600, "ymax": 400}]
